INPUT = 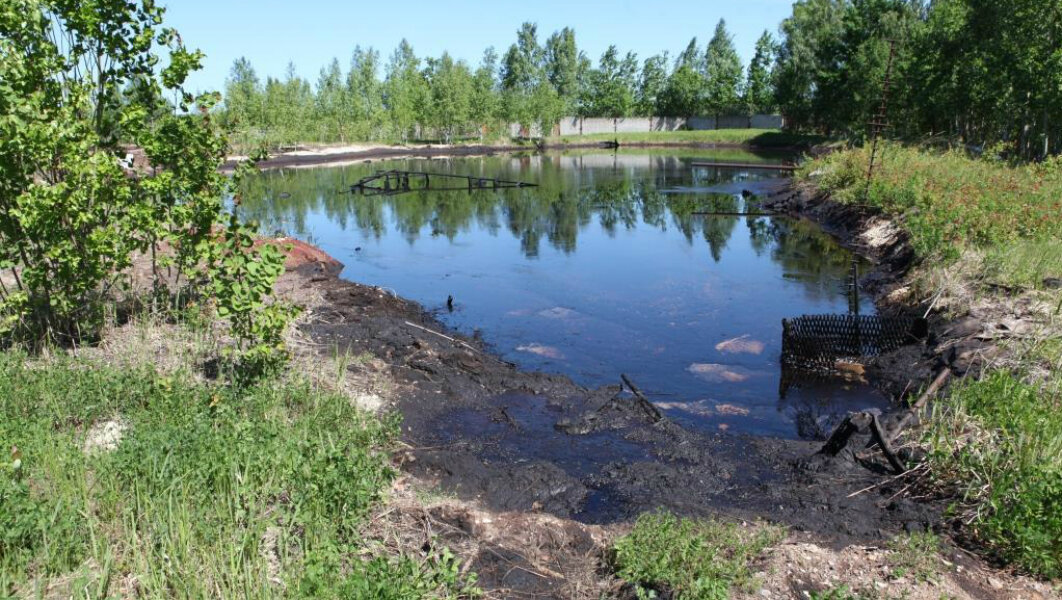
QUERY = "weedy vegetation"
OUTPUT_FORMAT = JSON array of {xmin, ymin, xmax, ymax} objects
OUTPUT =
[
  {"xmin": 0, "ymin": 351, "xmax": 479, "ymax": 597},
  {"xmin": 921, "ymin": 372, "xmax": 1062, "ymax": 578},
  {"xmin": 803, "ymin": 145, "xmax": 1062, "ymax": 275},
  {"xmin": 0, "ymin": 2, "xmax": 485, "ymax": 597},
  {"xmin": 611, "ymin": 510, "xmax": 784, "ymax": 600},
  {"xmin": 886, "ymin": 531, "xmax": 943, "ymax": 583}
]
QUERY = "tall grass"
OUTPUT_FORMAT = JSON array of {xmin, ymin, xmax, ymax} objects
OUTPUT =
[
  {"xmin": 0, "ymin": 351, "xmax": 477, "ymax": 597},
  {"xmin": 803, "ymin": 145, "xmax": 1062, "ymax": 284},
  {"xmin": 922, "ymin": 371, "xmax": 1062, "ymax": 577}
]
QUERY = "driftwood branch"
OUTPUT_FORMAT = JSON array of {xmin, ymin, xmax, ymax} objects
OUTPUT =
[
  {"xmin": 401, "ymin": 321, "xmax": 520, "ymax": 370},
  {"xmin": 620, "ymin": 373, "xmax": 663, "ymax": 423}
]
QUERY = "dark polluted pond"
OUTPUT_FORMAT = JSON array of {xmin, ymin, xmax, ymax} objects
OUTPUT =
[{"xmin": 241, "ymin": 150, "xmax": 890, "ymax": 439}]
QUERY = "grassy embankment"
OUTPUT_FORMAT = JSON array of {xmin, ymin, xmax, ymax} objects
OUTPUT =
[
  {"xmin": 243, "ymin": 129, "xmax": 825, "ymax": 155},
  {"xmin": 551, "ymin": 128, "xmax": 826, "ymax": 148},
  {"xmin": 0, "ymin": 333, "xmax": 479, "ymax": 597},
  {"xmin": 802, "ymin": 144, "xmax": 1062, "ymax": 577}
]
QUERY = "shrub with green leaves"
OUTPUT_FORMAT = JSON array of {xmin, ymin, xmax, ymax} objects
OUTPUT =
[
  {"xmin": 612, "ymin": 510, "xmax": 784, "ymax": 600},
  {"xmin": 208, "ymin": 210, "xmax": 300, "ymax": 381},
  {"xmin": 0, "ymin": 1, "xmax": 217, "ymax": 340},
  {"xmin": 0, "ymin": 1, "xmax": 296, "ymax": 375}
]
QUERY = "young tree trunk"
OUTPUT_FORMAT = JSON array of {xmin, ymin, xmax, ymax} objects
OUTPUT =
[{"xmin": 1043, "ymin": 106, "xmax": 1050, "ymax": 159}]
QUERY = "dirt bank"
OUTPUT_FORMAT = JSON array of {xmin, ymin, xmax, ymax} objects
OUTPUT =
[{"xmin": 221, "ymin": 140, "xmax": 806, "ymax": 172}]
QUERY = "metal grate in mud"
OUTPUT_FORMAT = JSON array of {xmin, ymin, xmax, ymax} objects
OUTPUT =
[{"xmin": 781, "ymin": 314, "xmax": 927, "ymax": 372}]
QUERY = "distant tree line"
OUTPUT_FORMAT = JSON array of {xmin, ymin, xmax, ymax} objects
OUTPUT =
[
  {"xmin": 222, "ymin": 20, "xmax": 779, "ymax": 147},
  {"xmin": 225, "ymin": 0, "xmax": 1062, "ymax": 159},
  {"xmin": 775, "ymin": 0, "xmax": 1062, "ymax": 159}
]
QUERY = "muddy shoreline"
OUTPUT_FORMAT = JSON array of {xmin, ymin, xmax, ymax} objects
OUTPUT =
[
  {"xmin": 222, "ymin": 140, "xmax": 809, "ymax": 172},
  {"xmin": 273, "ymin": 174, "xmax": 1044, "ymax": 597},
  {"xmin": 284, "ymin": 233, "xmax": 940, "ymax": 541}
]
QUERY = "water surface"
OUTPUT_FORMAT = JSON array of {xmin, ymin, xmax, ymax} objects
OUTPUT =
[{"xmin": 241, "ymin": 150, "xmax": 890, "ymax": 438}]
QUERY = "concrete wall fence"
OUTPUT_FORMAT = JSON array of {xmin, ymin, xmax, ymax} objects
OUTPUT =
[{"xmin": 509, "ymin": 114, "xmax": 783, "ymax": 138}]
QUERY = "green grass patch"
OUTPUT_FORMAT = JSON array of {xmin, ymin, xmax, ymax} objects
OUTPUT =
[
  {"xmin": 982, "ymin": 238, "xmax": 1062, "ymax": 290},
  {"xmin": 886, "ymin": 531, "xmax": 942, "ymax": 583},
  {"xmin": 611, "ymin": 510, "xmax": 784, "ymax": 599},
  {"xmin": 0, "ymin": 350, "xmax": 478, "ymax": 597},
  {"xmin": 552, "ymin": 129, "xmax": 826, "ymax": 148},
  {"xmin": 922, "ymin": 371, "xmax": 1062, "ymax": 578},
  {"xmin": 801, "ymin": 145, "xmax": 1062, "ymax": 275},
  {"xmin": 808, "ymin": 586, "xmax": 872, "ymax": 600}
]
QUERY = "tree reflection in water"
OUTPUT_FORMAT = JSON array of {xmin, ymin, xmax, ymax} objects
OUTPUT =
[{"xmin": 238, "ymin": 151, "xmax": 884, "ymax": 440}]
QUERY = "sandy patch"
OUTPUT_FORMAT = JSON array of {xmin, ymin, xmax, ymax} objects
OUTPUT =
[
  {"xmin": 740, "ymin": 539, "xmax": 1056, "ymax": 600},
  {"xmin": 860, "ymin": 217, "xmax": 902, "ymax": 249}
]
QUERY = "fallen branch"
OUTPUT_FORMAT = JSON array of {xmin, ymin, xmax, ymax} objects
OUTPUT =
[
  {"xmin": 402, "ymin": 320, "xmax": 517, "ymax": 368},
  {"xmin": 869, "ymin": 414, "xmax": 906, "ymax": 474},
  {"xmin": 825, "ymin": 368, "xmax": 952, "ymax": 459},
  {"xmin": 847, "ymin": 463, "xmax": 925, "ymax": 498},
  {"xmin": 620, "ymin": 373, "xmax": 663, "ymax": 423},
  {"xmin": 886, "ymin": 368, "xmax": 951, "ymax": 445}
]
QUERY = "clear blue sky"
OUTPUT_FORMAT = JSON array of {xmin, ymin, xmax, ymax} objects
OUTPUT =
[{"xmin": 164, "ymin": 0, "xmax": 794, "ymax": 94}]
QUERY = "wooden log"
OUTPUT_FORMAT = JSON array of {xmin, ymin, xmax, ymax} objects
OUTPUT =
[{"xmin": 620, "ymin": 373, "xmax": 663, "ymax": 423}]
